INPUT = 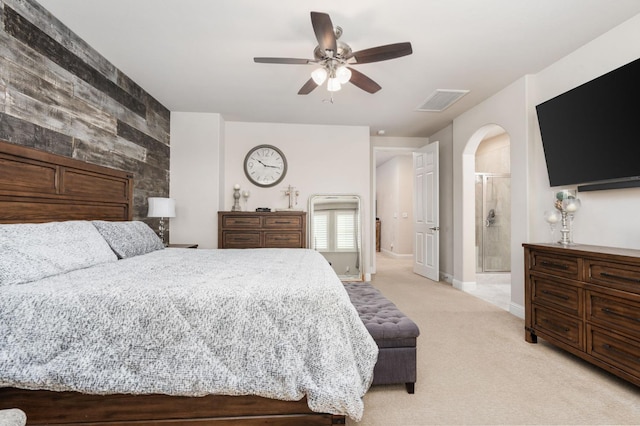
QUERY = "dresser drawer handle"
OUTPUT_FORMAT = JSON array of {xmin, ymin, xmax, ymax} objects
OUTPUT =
[
  {"xmin": 273, "ymin": 220, "xmax": 293, "ymax": 224},
  {"xmin": 231, "ymin": 237, "xmax": 252, "ymax": 241},
  {"xmin": 601, "ymin": 308, "xmax": 640, "ymax": 324},
  {"xmin": 542, "ymin": 319, "xmax": 570, "ymax": 333},
  {"xmin": 541, "ymin": 290, "xmax": 570, "ymax": 301},
  {"xmin": 540, "ymin": 261, "xmax": 569, "ymax": 270},
  {"xmin": 602, "ymin": 344, "xmax": 640, "ymax": 363},
  {"xmin": 599, "ymin": 272, "xmax": 640, "ymax": 284}
]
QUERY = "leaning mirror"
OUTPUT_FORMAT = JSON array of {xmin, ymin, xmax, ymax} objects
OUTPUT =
[{"xmin": 308, "ymin": 194, "xmax": 362, "ymax": 281}]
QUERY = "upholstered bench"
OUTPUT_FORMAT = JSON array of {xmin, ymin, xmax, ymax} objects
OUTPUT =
[{"xmin": 343, "ymin": 282, "xmax": 420, "ymax": 393}]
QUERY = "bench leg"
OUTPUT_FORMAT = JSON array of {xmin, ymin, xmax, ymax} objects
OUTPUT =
[{"xmin": 405, "ymin": 382, "xmax": 415, "ymax": 394}]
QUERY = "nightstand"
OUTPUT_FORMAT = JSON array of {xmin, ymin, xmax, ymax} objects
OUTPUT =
[{"xmin": 167, "ymin": 243, "xmax": 198, "ymax": 249}]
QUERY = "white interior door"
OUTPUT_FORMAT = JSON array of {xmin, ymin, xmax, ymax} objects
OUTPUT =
[{"xmin": 413, "ymin": 142, "xmax": 439, "ymax": 280}]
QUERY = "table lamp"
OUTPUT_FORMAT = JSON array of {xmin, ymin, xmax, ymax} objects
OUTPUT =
[{"xmin": 147, "ymin": 197, "xmax": 175, "ymax": 245}]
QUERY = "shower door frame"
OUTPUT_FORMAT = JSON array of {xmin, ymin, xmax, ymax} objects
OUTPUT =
[{"xmin": 476, "ymin": 173, "xmax": 511, "ymax": 273}]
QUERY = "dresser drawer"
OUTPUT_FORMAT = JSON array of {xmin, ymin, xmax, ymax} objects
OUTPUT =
[
  {"xmin": 532, "ymin": 305, "xmax": 583, "ymax": 349},
  {"xmin": 587, "ymin": 291, "xmax": 640, "ymax": 338},
  {"xmin": 218, "ymin": 211, "xmax": 306, "ymax": 249},
  {"xmin": 264, "ymin": 232, "xmax": 302, "ymax": 248},
  {"xmin": 263, "ymin": 216, "xmax": 302, "ymax": 228},
  {"xmin": 586, "ymin": 260, "xmax": 640, "ymax": 294},
  {"xmin": 222, "ymin": 215, "xmax": 261, "ymax": 228},
  {"xmin": 531, "ymin": 275, "xmax": 582, "ymax": 316},
  {"xmin": 530, "ymin": 251, "xmax": 581, "ymax": 280},
  {"xmin": 222, "ymin": 232, "xmax": 261, "ymax": 248},
  {"xmin": 587, "ymin": 325, "xmax": 640, "ymax": 377},
  {"xmin": 524, "ymin": 243, "xmax": 640, "ymax": 387}
]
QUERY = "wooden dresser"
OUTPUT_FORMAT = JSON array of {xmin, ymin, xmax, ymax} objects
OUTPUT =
[
  {"xmin": 524, "ymin": 243, "xmax": 640, "ymax": 386},
  {"xmin": 218, "ymin": 211, "xmax": 306, "ymax": 249}
]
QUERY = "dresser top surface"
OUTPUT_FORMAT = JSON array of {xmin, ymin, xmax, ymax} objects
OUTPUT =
[
  {"xmin": 219, "ymin": 211, "xmax": 306, "ymax": 215},
  {"xmin": 523, "ymin": 243, "xmax": 640, "ymax": 261}
]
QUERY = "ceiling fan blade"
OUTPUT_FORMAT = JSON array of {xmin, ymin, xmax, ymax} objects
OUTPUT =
[
  {"xmin": 348, "ymin": 67, "xmax": 381, "ymax": 94},
  {"xmin": 311, "ymin": 11, "xmax": 337, "ymax": 54},
  {"xmin": 298, "ymin": 78, "xmax": 318, "ymax": 95},
  {"xmin": 254, "ymin": 57, "xmax": 313, "ymax": 65},
  {"xmin": 349, "ymin": 42, "xmax": 413, "ymax": 64}
]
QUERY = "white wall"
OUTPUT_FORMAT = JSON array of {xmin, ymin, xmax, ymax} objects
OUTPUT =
[
  {"xmin": 452, "ymin": 76, "xmax": 529, "ymax": 317},
  {"xmin": 170, "ymin": 112, "xmax": 224, "ymax": 249},
  {"xmin": 370, "ymin": 136, "xmax": 428, "ymax": 273},
  {"xmin": 397, "ymin": 156, "xmax": 414, "ymax": 255},
  {"xmin": 448, "ymin": 13, "xmax": 640, "ymax": 319},
  {"xmin": 530, "ymin": 14, "xmax": 640, "ymax": 249},
  {"xmin": 376, "ymin": 155, "xmax": 413, "ymax": 256},
  {"xmin": 224, "ymin": 121, "xmax": 372, "ymax": 277}
]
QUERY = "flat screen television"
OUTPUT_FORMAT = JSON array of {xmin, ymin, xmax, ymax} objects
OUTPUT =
[{"xmin": 536, "ymin": 57, "xmax": 640, "ymax": 191}]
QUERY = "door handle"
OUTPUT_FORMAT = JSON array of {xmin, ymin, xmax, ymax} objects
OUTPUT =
[{"xmin": 429, "ymin": 226, "xmax": 440, "ymax": 231}]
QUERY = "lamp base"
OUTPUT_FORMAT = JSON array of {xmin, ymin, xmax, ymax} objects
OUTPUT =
[{"xmin": 158, "ymin": 217, "xmax": 168, "ymax": 246}]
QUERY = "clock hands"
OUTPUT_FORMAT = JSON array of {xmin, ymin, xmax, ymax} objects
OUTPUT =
[{"xmin": 256, "ymin": 159, "xmax": 279, "ymax": 169}]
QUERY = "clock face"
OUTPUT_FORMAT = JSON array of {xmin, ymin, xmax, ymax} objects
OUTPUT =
[{"xmin": 243, "ymin": 145, "xmax": 287, "ymax": 187}]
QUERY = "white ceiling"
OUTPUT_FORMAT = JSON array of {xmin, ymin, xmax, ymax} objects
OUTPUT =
[{"xmin": 36, "ymin": 0, "xmax": 640, "ymax": 138}]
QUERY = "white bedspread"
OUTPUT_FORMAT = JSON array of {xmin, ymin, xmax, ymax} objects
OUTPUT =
[{"xmin": 0, "ymin": 248, "xmax": 378, "ymax": 420}]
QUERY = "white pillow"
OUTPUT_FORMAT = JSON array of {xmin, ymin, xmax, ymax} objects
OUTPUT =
[
  {"xmin": 92, "ymin": 220, "xmax": 164, "ymax": 259},
  {"xmin": 0, "ymin": 220, "xmax": 118, "ymax": 286}
]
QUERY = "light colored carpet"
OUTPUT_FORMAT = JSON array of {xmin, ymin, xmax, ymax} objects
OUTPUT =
[{"xmin": 349, "ymin": 255, "xmax": 640, "ymax": 425}]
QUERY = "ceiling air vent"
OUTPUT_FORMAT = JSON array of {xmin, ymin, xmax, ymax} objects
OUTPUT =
[{"xmin": 416, "ymin": 89, "xmax": 470, "ymax": 112}]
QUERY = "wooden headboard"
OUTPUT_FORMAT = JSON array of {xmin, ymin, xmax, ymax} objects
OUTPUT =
[{"xmin": 0, "ymin": 140, "xmax": 133, "ymax": 224}]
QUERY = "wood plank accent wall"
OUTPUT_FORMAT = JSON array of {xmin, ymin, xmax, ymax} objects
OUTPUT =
[{"xmin": 0, "ymin": 0, "xmax": 170, "ymax": 229}]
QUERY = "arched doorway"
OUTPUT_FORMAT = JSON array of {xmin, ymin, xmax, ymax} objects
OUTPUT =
[{"xmin": 462, "ymin": 124, "xmax": 511, "ymax": 310}]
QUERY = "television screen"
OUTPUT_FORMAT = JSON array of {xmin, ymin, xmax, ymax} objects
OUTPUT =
[{"xmin": 536, "ymin": 57, "xmax": 640, "ymax": 190}]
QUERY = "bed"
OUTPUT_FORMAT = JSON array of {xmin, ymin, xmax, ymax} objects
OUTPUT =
[{"xmin": 0, "ymin": 140, "xmax": 378, "ymax": 425}]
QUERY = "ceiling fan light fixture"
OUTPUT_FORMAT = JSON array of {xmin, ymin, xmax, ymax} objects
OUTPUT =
[
  {"xmin": 311, "ymin": 67, "xmax": 328, "ymax": 85},
  {"xmin": 336, "ymin": 66, "xmax": 351, "ymax": 84},
  {"xmin": 255, "ymin": 12, "xmax": 413, "ymax": 96},
  {"xmin": 327, "ymin": 77, "xmax": 341, "ymax": 92}
]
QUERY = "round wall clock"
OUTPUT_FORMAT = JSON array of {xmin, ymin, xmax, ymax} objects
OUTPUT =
[{"xmin": 243, "ymin": 144, "xmax": 287, "ymax": 187}]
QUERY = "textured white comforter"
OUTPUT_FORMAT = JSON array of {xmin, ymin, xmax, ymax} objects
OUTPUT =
[{"xmin": 0, "ymin": 248, "xmax": 378, "ymax": 420}]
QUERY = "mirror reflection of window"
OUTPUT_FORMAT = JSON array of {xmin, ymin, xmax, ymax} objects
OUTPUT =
[
  {"xmin": 308, "ymin": 195, "xmax": 362, "ymax": 281},
  {"xmin": 313, "ymin": 212, "xmax": 329, "ymax": 251},
  {"xmin": 314, "ymin": 210, "xmax": 359, "ymax": 252},
  {"xmin": 337, "ymin": 211, "xmax": 357, "ymax": 251}
]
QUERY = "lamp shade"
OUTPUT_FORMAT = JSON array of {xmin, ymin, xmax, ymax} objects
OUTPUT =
[{"xmin": 147, "ymin": 197, "xmax": 176, "ymax": 218}]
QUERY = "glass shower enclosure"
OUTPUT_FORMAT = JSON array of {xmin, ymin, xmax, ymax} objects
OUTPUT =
[{"xmin": 475, "ymin": 173, "xmax": 511, "ymax": 273}]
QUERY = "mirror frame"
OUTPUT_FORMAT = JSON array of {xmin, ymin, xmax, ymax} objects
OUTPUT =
[{"xmin": 308, "ymin": 194, "xmax": 363, "ymax": 281}]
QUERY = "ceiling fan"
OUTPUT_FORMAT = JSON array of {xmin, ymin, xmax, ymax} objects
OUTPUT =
[{"xmin": 254, "ymin": 11, "xmax": 413, "ymax": 95}]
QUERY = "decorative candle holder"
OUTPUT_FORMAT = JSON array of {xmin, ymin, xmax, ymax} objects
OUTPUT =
[
  {"xmin": 544, "ymin": 210, "xmax": 561, "ymax": 243},
  {"xmin": 554, "ymin": 190, "xmax": 580, "ymax": 245},
  {"xmin": 563, "ymin": 197, "xmax": 581, "ymax": 244},
  {"xmin": 232, "ymin": 184, "xmax": 242, "ymax": 211},
  {"xmin": 242, "ymin": 190, "xmax": 250, "ymax": 211}
]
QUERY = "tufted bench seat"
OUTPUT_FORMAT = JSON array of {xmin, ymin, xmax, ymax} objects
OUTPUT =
[{"xmin": 344, "ymin": 282, "xmax": 420, "ymax": 393}]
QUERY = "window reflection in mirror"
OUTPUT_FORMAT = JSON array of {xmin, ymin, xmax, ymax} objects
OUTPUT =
[{"xmin": 308, "ymin": 194, "xmax": 362, "ymax": 281}]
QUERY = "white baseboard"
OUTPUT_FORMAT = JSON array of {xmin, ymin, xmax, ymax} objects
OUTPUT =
[
  {"xmin": 453, "ymin": 278, "xmax": 477, "ymax": 291},
  {"xmin": 509, "ymin": 302, "xmax": 525, "ymax": 319},
  {"xmin": 380, "ymin": 249, "xmax": 413, "ymax": 259},
  {"xmin": 439, "ymin": 272, "xmax": 453, "ymax": 284}
]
